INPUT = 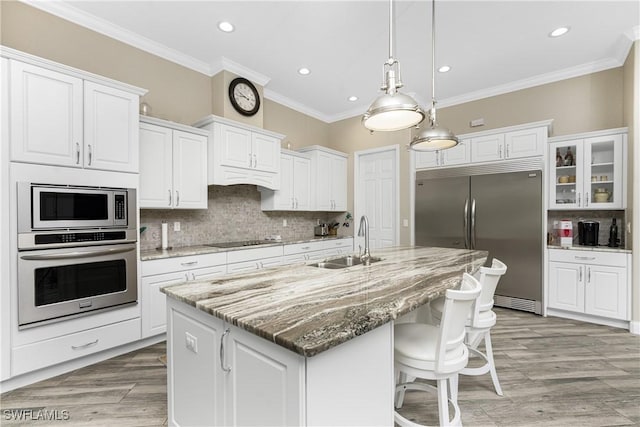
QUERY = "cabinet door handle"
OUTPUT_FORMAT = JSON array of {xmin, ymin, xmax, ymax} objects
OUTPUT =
[
  {"xmin": 76, "ymin": 143, "xmax": 81, "ymax": 164},
  {"xmin": 291, "ymin": 198, "xmax": 295, "ymax": 209},
  {"xmin": 191, "ymin": 272, "xmax": 196, "ymax": 281},
  {"xmin": 181, "ymin": 261, "xmax": 198, "ymax": 266},
  {"xmin": 577, "ymin": 193, "xmax": 581, "ymax": 207},
  {"xmin": 185, "ymin": 273, "xmax": 189, "ymax": 281},
  {"xmin": 248, "ymin": 153, "xmax": 253, "ymax": 167},
  {"xmin": 176, "ymin": 191, "xmax": 180, "ymax": 206},
  {"xmin": 220, "ymin": 328, "xmax": 231, "ymax": 373},
  {"xmin": 574, "ymin": 256, "xmax": 596, "ymax": 261},
  {"xmin": 301, "ymin": 246, "xmax": 310, "ymax": 250},
  {"xmin": 506, "ymin": 144, "xmax": 510, "ymax": 158},
  {"xmin": 168, "ymin": 190, "xmax": 172, "ymax": 206},
  {"xmin": 498, "ymin": 145, "xmax": 503, "ymax": 159},
  {"xmin": 587, "ymin": 267, "xmax": 591, "ymax": 283},
  {"xmin": 585, "ymin": 192, "xmax": 589, "ymax": 207},
  {"xmin": 295, "ymin": 198, "xmax": 298, "ymax": 209},
  {"xmin": 440, "ymin": 151, "xmax": 444, "ymax": 165},
  {"xmin": 579, "ymin": 266, "xmax": 583, "ymax": 282},
  {"xmin": 87, "ymin": 144, "xmax": 92, "ymax": 165},
  {"xmin": 253, "ymin": 154, "xmax": 257, "ymax": 168},
  {"xmin": 71, "ymin": 339, "xmax": 99, "ymax": 350}
]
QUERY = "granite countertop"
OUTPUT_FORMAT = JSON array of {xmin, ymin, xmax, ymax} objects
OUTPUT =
[
  {"xmin": 140, "ymin": 235, "xmax": 353, "ymax": 261},
  {"xmin": 547, "ymin": 245, "xmax": 632, "ymax": 254},
  {"xmin": 162, "ymin": 246, "xmax": 487, "ymax": 357}
]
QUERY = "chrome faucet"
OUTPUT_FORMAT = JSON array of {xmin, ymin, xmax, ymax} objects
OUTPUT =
[{"xmin": 358, "ymin": 215, "xmax": 371, "ymax": 265}]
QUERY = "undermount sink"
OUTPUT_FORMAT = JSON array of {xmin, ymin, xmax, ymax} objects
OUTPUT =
[{"xmin": 310, "ymin": 255, "xmax": 382, "ymax": 269}]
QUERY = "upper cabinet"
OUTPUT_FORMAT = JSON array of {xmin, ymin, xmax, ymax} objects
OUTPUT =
[
  {"xmin": 6, "ymin": 50, "xmax": 145, "ymax": 173},
  {"xmin": 549, "ymin": 129, "xmax": 626, "ymax": 210},
  {"xmin": 193, "ymin": 115, "xmax": 283, "ymax": 190},
  {"xmin": 260, "ymin": 150, "xmax": 311, "ymax": 211},
  {"xmin": 414, "ymin": 120, "xmax": 551, "ymax": 170},
  {"xmin": 298, "ymin": 145, "xmax": 347, "ymax": 211},
  {"xmin": 139, "ymin": 117, "xmax": 208, "ymax": 209}
]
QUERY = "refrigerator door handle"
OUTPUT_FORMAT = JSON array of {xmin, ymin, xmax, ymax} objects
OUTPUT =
[
  {"xmin": 464, "ymin": 198, "xmax": 469, "ymax": 249},
  {"xmin": 470, "ymin": 199, "xmax": 477, "ymax": 249}
]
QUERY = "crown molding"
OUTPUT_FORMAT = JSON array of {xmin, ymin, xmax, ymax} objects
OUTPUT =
[
  {"xmin": 210, "ymin": 57, "xmax": 271, "ymax": 87},
  {"xmin": 263, "ymin": 89, "xmax": 332, "ymax": 123},
  {"xmin": 20, "ymin": 0, "xmax": 213, "ymax": 76}
]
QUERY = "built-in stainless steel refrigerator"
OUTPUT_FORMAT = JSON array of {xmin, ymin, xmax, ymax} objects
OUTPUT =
[{"xmin": 415, "ymin": 161, "xmax": 543, "ymax": 313}]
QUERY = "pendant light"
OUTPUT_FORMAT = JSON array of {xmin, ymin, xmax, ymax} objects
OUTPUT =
[
  {"xmin": 362, "ymin": 0, "xmax": 424, "ymax": 132},
  {"xmin": 409, "ymin": 0, "xmax": 458, "ymax": 151}
]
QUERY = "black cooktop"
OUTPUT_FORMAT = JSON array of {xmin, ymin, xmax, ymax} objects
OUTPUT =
[{"xmin": 206, "ymin": 240, "xmax": 271, "ymax": 248}]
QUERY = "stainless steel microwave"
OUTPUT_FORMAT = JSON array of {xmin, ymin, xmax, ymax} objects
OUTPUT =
[{"xmin": 18, "ymin": 183, "xmax": 135, "ymax": 231}]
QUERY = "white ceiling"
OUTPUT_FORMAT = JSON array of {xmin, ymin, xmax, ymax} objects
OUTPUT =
[{"xmin": 26, "ymin": 0, "xmax": 640, "ymax": 123}]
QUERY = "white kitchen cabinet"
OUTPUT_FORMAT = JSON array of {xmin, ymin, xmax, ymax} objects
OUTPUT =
[
  {"xmin": 1, "ymin": 57, "xmax": 9, "ymax": 382},
  {"xmin": 139, "ymin": 117, "xmax": 208, "ymax": 209},
  {"xmin": 226, "ymin": 245, "xmax": 284, "ymax": 275},
  {"xmin": 548, "ymin": 129, "xmax": 626, "ymax": 210},
  {"xmin": 282, "ymin": 240, "xmax": 329, "ymax": 264},
  {"xmin": 193, "ymin": 115, "xmax": 284, "ymax": 190},
  {"xmin": 324, "ymin": 237, "xmax": 354, "ymax": 257},
  {"xmin": 414, "ymin": 140, "xmax": 470, "ymax": 169},
  {"xmin": 470, "ymin": 127, "xmax": 544, "ymax": 163},
  {"xmin": 167, "ymin": 300, "xmax": 303, "ymax": 427},
  {"xmin": 298, "ymin": 145, "xmax": 347, "ymax": 211},
  {"xmin": 9, "ymin": 59, "xmax": 142, "ymax": 173},
  {"xmin": 141, "ymin": 252, "xmax": 227, "ymax": 338},
  {"xmin": 547, "ymin": 249, "xmax": 629, "ymax": 324},
  {"xmin": 260, "ymin": 150, "xmax": 311, "ymax": 211}
]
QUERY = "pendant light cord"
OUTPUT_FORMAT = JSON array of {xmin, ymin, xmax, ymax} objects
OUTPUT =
[
  {"xmin": 388, "ymin": 0, "xmax": 394, "ymax": 61},
  {"xmin": 431, "ymin": 0, "xmax": 437, "ymax": 123}
]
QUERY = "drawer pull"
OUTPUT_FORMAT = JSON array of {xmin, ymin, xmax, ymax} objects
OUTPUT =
[
  {"xmin": 181, "ymin": 261, "xmax": 198, "ymax": 266},
  {"xmin": 71, "ymin": 339, "xmax": 99, "ymax": 350},
  {"xmin": 574, "ymin": 256, "xmax": 596, "ymax": 261},
  {"xmin": 220, "ymin": 328, "xmax": 231, "ymax": 373},
  {"xmin": 301, "ymin": 246, "xmax": 310, "ymax": 250}
]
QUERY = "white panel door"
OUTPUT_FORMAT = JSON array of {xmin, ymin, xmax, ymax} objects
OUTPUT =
[
  {"xmin": 218, "ymin": 123, "xmax": 252, "ymax": 169},
  {"xmin": 139, "ymin": 123, "xmax": 173, "ymax": 208},
  {"xmin": 548, "ymin": 262, "xmax": 584, "ymax": 312},
  {"xmin": 224, "ymin": 324, "xmax": 302, "ymax": 426},
  {"xmin": 470, "ymin": 134, "xmax": 505, "ymax": 163},
  {"xmin": 173, "ymin": 130, "xmax": 208, "ymax": 209},
  {"xmin": 252, "ymin": 132, "xmax": 280, "ymax": 173},
  {"xmin": 357, "ymin": 148, "xmax": 398, "ymax": 249},
  {"xmin": 277, "ymin": 154, "xmax": 295, "ymax": 209},
  {"xmin": 585, "ymin": 265, "xmax": 627, "ymax": 320},
  {"xmin": 83, "ymin": 81, "xmax": 139, "ymax": 172},
  {"xmin": 292, "ymin": 156, "xmax": 311, "ymax": 210},
  {"xmin": 442, "ymin": 140, "xmax": 470, "ymax": 166},
  {"xmin": 315, "ymin": 151, "xmax": 334, "ymax": 210},
  {"xmin": 169, "ymin": 308, "xmax": 224, "ymax": 427},
  {"xmin": 10, "ymin": 60, "xmax": 83, "ymax": 167}
]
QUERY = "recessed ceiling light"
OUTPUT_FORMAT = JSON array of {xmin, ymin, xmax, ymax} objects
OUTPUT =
[
  {"xmin": 298, "ymin": 67, "xmax": 311, "ymax": 76},
  {"xmin": 218, "ymin": 21, "xmax": 234, "ymax": 33},
  {"xmin": 438, "ymin": 65, "xmax": 451, "ymax": 73},
  {"xmin": 348, "ymin": 96, "xmax": 358, "ymax": 102},
  {"xmin": 549, "ymin": 26, "xmax": 570, "ymax": 38}
]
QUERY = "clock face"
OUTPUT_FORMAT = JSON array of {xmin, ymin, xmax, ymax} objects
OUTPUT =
[{"xmin": 229, "ymin": 78, "xmax": 260, "ymax": 116}]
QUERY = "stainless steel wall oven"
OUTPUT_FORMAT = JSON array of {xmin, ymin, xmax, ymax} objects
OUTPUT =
[{"xmin": 17, "ymin": 183, "xmax": 138, "ymax": 327}]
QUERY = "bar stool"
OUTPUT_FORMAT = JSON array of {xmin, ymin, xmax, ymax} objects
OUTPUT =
[
  {"xmin": 430, "ymin": 258, "xmax": 507, "ymax": 396},
  {"xmin": 394, "ymin": 273, "xmax": 481, "ymax": 426}
]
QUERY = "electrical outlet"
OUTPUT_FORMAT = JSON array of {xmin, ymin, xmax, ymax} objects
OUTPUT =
[
  {"xmin": 283, "ymin": 219, "xmax": 288, "ymax": 227},
  {"xmin": 174, "ymin": 222, "xmax": 181, "ymax": 232},
  {"xmin": 185, "ymin": 332, "xmax": 198, "ymax": 353},
  {"xmin": 403, "ymin": 219, "xmax": 409, "ymax": 227}
]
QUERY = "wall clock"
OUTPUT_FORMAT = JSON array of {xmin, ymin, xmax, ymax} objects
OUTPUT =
[{"xmin": 228, "ymin": 77, "xmax": 260, "ymax": 116}]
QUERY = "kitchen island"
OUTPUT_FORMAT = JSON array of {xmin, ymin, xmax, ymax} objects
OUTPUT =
[{"xmin": 162, "ymin": 246, "xmax": 487, "ymax": 426}]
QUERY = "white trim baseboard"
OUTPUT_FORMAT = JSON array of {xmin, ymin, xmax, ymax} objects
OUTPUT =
[
  {"xmin": 630, "ymin": 320, "xmax": 640, "ymax": 336},
  {"xmin": 546, "ymin": 308, "xmax": 631, "ymax": 332}
]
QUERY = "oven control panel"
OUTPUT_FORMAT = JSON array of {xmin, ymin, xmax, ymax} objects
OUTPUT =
[
  {"xmin": 34, "ymin": 231, "xmax": 127, "ymax": 245},
  {"xmin": 114, "ymin": 194, "xmax": 126, "ymax": 220}
]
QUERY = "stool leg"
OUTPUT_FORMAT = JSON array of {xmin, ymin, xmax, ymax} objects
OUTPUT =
[
  {"xmin": 437, "ymin": 378, "xmax": 450, "ymax": 426},
  {"xmin": 395, "ymin": 371, "xmax": 407, "ymax": 408},
  {"xmin": 449, "ymin": 373, "xmax": 459, "ymax": 403},
  {"xmin": 484, "ymin": 331, "xmax": 503, "ymax": 396}
]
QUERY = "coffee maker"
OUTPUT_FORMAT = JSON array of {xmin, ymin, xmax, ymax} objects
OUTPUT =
[{"xmin": 578, "ymin": 221, "xmax": 599, "ymax": 246}]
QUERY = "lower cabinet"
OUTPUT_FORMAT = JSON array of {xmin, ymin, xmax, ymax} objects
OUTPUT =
[
  {"xmin": 226, "ymin": 246, "xmax": 283, "ymax": 275},
  {"xmin": 548, "ymin": 249, "xmax": 629, "ymax": 322},
  {"xmin": 167, "ymin": 299, "xmax": 303, "ymax": 427},
  {"xmin": 141, "ymin": 253, "xmax": 227, "ymax": 338}
]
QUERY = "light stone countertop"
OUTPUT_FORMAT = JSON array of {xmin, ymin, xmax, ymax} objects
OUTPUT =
[
  {"xmin": 547, "ymin": 245, "xmax": 632, "ymax": 254},
  {"xmin": 140, "ymin": 235, "xmax": 353, "ymax": 261},
  {"xmin": 161, "ymin": 246, "xmax": 488, "ymax": 357}
]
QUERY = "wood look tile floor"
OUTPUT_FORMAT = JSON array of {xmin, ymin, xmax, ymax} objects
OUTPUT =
[{"xmin": 1, "ymin": 308, "xmax": 639, "ymax": 426}]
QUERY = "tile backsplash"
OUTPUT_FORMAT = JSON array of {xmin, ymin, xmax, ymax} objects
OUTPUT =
[
  {"xmin": 547, "ymin": 210, "xmax": 626, "ymax": 248},
  {"xmin": 139, "ymin": 185, "xmax": 350, "ymax": 251}
]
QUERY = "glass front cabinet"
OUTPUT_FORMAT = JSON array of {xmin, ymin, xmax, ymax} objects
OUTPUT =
[{"xmin": 549, "ymin": 131, "xmax": 625, "ymax": 210}]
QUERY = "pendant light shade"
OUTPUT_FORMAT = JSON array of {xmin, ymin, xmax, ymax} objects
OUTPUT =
[
  {"xmin": 362, "ymin": 0, "xmax": 424, "ymax": 132},
  {"xmin": 409, "ymin": 0, "xmax": 458, "ymax": 151}
]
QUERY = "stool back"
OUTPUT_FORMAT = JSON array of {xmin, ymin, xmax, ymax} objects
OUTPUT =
[
  {"xmin": 435, "ymin": 273, "xmax": 481, "ymax": 374},
  {"xmin": 475, "ymin": 258, "xmax": 507, "ymax": 314}
]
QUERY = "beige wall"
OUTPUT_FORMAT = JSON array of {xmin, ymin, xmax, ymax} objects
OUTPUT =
[{"xmin": 264, "ymin": 99, "xmax": 330, "ymax": 149}]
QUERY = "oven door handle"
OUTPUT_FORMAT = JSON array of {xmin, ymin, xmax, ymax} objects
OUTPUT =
[{"xmin": 20, "ymin": 246, "xmax": 135, "ymax": 260}]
